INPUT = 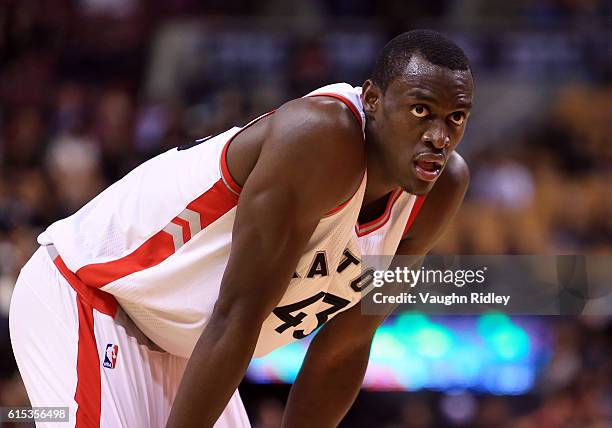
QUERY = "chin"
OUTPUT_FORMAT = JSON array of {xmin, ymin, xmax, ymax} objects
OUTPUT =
[{"xmin": 401, "ymin": 177, "xmax": 435, "ymax": 196}]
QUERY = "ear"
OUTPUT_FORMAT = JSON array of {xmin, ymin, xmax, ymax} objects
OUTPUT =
[
  {"xmin": 361, "ymin": 79, "xmax": 382, "ymax": 120},
  {"xmin": 361, "ymin": 79, "xmax": 381, "ymax": 117}
]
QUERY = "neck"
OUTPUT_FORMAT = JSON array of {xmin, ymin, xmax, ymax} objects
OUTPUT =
[{"xmin": 363, "ymin": 128, "xmax": 398, "ymax": 205}]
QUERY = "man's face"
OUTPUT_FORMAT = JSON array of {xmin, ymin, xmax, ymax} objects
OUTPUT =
[{"xmin": 363, "ymin": 55, "xmax": 474, "ymax": 195}]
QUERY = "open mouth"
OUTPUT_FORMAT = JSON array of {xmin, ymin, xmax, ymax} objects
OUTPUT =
[{"xmin": 413, "ymin": 153, "xmax": 444, "ymax": 182}]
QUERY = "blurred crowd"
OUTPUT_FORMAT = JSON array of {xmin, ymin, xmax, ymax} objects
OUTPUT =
[
  {"xmin": 437, "ymin": 82, "xmax": 612, "ymax": 255},
  {"xmin": 1, "ymin": 0, "xmax": 610, "ymax": 427}
]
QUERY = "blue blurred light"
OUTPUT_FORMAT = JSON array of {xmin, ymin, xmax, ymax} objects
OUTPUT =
[{"xmin": 246, "ymin": 314, "xmax": 549, "ymax": 394}]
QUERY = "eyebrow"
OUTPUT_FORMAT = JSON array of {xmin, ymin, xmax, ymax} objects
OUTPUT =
[
  {"xmin": 405, "ymin": 90, "xmax": 438, "ymax": 103},
  {"xmin": 405, "ymin": 89, "xmax": 473, "ymax": 110}
]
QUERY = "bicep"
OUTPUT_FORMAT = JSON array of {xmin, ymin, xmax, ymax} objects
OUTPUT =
[{"xmin": 215, "ymin": 100, "xmax": 365, "ymax": 320}]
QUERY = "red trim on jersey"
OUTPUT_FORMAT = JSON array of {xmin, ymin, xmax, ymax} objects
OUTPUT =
[
  {"xmin": 219, "ymin": 103, "xmax": 360, "ymax": 218},
  {"xmin": 323, "ymin": 172, "xmax": 366, "ymax": 217},
  {"xmin": 171, "ymin": 217, "xmax": 191, "ymax": 244},
  {"xmin": 188, "ymin": 180, "xmax": 239, "ymax": 228},
  {"xmin": 74, "ymin": 295, "xmax": 101, "ymax": 427},
  {"xmin": 356, "ymin": 188, "xmax": 403, "ymax": 237},
  {"xmin": 402, "ymin": 195, "xmax": 426, "ymax": 237},
  {"xmin": 220, "ymin": 139, "xmax": 243, "ymax": 195},
  {"xmin": 76, "ymin": 230, "xmax": 175, "ymax": 289},
  {"xmin": 220, "ymin": 110, "xmax": 277, "ymax": 196},
  {"xmin": 324, "ymin": 195, "xmax": 353, "ymax": 216},
  {"xmin": 54, "ymin": 255, "xmax": 117, "ymax": 317},
  {"xmin": 306, "ymin": 93, "xmax": 363, "ymax": 128},
  {"xmin": 76, "ymin": 179, "xmax": 238, "ymax": 289}
]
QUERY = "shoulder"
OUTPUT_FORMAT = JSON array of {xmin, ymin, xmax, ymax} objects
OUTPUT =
[
  {"xmin": 264, "ymin": 94, "xmax": 366, "ymax": 183},
  {"xmin": 243, "ymin": 96, "xmax": 366, "ymax": 219},
  {"xmin": 267, "ymin": 95, "xmax": 364, "ymax": 155}
]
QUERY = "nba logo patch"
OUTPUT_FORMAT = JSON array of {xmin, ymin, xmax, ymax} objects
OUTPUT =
[{"xmin": 103, "ymin": 344, "xmax": 119, "ymax": 369}]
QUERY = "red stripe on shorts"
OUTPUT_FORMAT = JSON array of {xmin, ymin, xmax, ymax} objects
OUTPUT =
[
  {"xmin": 53, "ymin": 255, "xmax": 117, "ymax": 317},
  {"xmin": 74, "ymin": 296, "xmax": 101, "ymax": 427}
]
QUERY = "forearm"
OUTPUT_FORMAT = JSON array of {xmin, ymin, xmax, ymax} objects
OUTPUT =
[
  {"xmin": 166, "ymin": 309, "xmax": 260, "ymax": 428},
  {"xmin": 282, "ymin": 333, "xmax": 372, "ymax": 428},
  {"xmin": 167, "ymin": 210, "xmax": 316, "ymax": 426}
]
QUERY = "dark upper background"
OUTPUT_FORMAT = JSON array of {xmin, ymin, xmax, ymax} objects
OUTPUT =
[{"xmin": 0, "ymin": 1, "xmax": 610, "ymax": 427}]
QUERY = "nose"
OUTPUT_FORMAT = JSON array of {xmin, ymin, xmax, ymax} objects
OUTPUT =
[{"xmin": 421, "ymin": 124, "xmax": 449, "ymax": 150}]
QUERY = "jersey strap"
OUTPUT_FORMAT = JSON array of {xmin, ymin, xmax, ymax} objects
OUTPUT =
[
  {"xmin": 402, "ymin": 195, "xmax": 426, "ymax": 237},
  {"xmin": 220, "ymin": 110, "xmax": 276, "ymax": 195},
  {"xmin": 306, "ymin": 92, "xmax": 364, "ymax": 129}
]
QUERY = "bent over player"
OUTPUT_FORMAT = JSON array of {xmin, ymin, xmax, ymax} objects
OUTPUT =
[{"xmin": 10, "ymin": 30, "xmax": 473, "ymax": 427}]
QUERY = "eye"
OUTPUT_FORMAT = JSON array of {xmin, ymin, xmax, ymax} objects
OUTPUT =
[
  {"xmin": 410, "ymin": 104, "xmax": 429, "ymax": 118},
  {"xmin": 449, "ymin": 112, "xmax": 466, "ymax": 126}
]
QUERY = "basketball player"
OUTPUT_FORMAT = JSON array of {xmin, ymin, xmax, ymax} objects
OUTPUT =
[{"xmin": 9, "ymin": 30, "xmax": 473, "ymax": 427}]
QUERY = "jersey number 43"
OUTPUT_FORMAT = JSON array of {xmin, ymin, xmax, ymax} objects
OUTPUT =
[{"xmin": 272, "ymin": 292, "xmax": 350, "ymax": 339}]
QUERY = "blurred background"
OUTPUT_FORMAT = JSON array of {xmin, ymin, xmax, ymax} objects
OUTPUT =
[{"xmin": 0, "ymin": 1, "xmax": 611, "ymax": 427}]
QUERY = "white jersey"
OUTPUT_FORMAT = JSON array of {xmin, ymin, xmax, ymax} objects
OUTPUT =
[{"xmin": 38, "ymin": 83, "xmax": 425, "ymax": 358}]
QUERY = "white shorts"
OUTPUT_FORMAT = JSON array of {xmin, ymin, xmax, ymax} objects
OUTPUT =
[{"xmin": 9, "ymin": 246, "xmax": 251, "ymax": 428}]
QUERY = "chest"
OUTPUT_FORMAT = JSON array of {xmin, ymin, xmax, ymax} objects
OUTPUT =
[{"xmin": 253, "ymin": 191, "xmax": 419, "ymax": 356}]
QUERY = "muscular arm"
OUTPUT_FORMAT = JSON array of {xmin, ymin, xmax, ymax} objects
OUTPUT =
[
  {"xmin": 281, "ymin": 152, "xmax": 469, "ymax": 428},
  {"xmin": 166, "ymin": 98, "xmax": 364, "ymax": 427}
]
